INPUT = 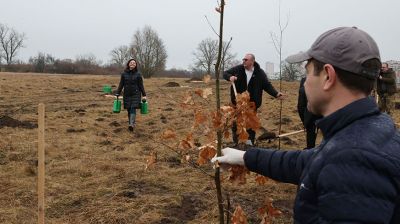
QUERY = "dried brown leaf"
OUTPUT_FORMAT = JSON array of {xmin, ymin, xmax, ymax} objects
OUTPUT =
[
  {"xmin": 258, "ymin": 197, "xmax": 282, "ymax": 224},
  {"xmin": 197, "ymin": 145, "xmax": 216, "ymax": 165},
  {"xmin": 202, "ymin": 88, "xmax": 212, "ymax": 98},
  {"xmin": 228, "ymin": 165, "xmax": 249, "ymax": 185},
  {"xmin": 231, "ymin": 205, "xmax": 248, "ymax": 224},
  {"xmin": 194, "ymin": 111, "xmax": 207, "ymax": 127},
  {"xmin": 161, "ymin": 129, "xmax": 176, "ymax": 139},
  {"xmin": 203, "ymin": 74, "xmax": 211, "ymax": 83},
  {"xmin": 179, "ymin": 133, "xmax": 194, "ymax": 151},
  {"xmin": 182, "ymin": 94, "xmax": 194, "ymax": 105},
  {"xmin": 145, "ymin": 152, "xmax": 157, "ymax": 170},
  {"xmin": 194, "ymin": 89, "xmax": 203, "ymax": 97},
  {"xmin": 194, "ymin": 88, "xmax": 212, "ymax": 99},
  {"xmin": 255, "ymin": 175, "xmax": 269, "ymax": 185}
]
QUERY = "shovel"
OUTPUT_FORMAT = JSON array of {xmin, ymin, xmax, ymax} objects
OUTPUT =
[{"xmin": 231, "ymin": 80, "xmax": 238, "ymax": 97}]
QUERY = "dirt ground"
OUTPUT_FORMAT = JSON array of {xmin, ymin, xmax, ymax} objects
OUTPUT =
[{"xmin": 0, "ymin": 72, "xmax": 399, "ymax": 224}]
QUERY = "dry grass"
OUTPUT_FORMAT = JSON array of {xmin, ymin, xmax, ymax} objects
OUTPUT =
[{"xmin": 0, "ymin": 72, "xmax": 398, "ymax": 224}]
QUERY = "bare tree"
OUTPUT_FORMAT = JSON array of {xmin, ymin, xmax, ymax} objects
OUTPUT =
[
  {"xmin": 270, "ymin": 2, "xmax": 290, "ymax": 81},
  {"xmin": 0, "ymin": 49, "xmax": 3, "ymax": 65},
  {"xmin": 28, "ymin": 52, "xmax": 56, "ymax": 73},
  {"xmin": 76, "ymin": 54, "xmax": 100, "ymax": 66},
  {"xmin": 192, "ymin": 38, "xmax": 236, "ymax": 75},
  {"xmin": 213, "ymin": 1, "xmax": 227, "ymax": 223},
  {"xmin": 29, "ymin": 52, "xmax": 46, "ymax": 73},
  {"xmin": 270, "ymin": 0, "xmax": 290, "ymax": 149},
  {"xmin": 110, "ymin": 45, "xmax": 130, "ymax": 67},
  {"xmin": 281, "ymin": 61, "xmax": 303, "ymax": 81},
  {"xmin": 130, "ymin": 26, "xmax": 167, "ymax": 78},
  {"xmin": 75, "ymin": 53, "xmax": 101, "ymax": 74},
  {"xmin": 193, "ymin": 38, "xmax": 218, "ymax": 74},
  {"xmin": 0, "ymin": 23, "xmax": 26, "ymax": 65}
]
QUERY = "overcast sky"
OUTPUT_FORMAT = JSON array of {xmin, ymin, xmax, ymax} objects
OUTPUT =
[{"xmin": 1, "ymin": 0, "xmax": 399, "ymax": 70}]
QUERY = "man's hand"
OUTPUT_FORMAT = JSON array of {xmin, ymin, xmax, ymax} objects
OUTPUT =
[
  {"xmin": 229, "ymin": 75, "xmax": 237, "ymax": 82},
  {"xmin": 276, "ymin": 92, "xmax": 285, "ymax": 100},
  {"xmin": 211, "ymin": 147, "xmax": 245, "ymax": 166}
]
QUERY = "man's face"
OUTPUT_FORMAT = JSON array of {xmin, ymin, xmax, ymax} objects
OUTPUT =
[
  {"xmin": 242, "ymin": 54, "xmax": 254, "ymax": 70},
  {"xmin": 304, "ymin": 60, "xmax": 325, "ymax": 116},
  {"xmin": 381, "ymin": 63, "xmax": 388, "ymax": 72}
]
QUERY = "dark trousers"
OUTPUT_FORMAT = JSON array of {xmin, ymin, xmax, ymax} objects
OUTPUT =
[{"xmin": 232, "ymin": 122, "xmax": 256, "ymax": 145}]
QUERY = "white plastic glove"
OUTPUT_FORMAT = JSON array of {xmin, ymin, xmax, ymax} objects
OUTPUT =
[{"xmin": 211, "ymin": 147, "xmax": 245, "ymax": 166}]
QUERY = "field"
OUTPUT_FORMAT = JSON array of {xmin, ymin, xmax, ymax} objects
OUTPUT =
[{"xmin": 1, "ymin": 72, "xmax": 399, "ymax": 224}]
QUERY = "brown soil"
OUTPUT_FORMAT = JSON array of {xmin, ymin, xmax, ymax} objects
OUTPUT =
[
  {"xmin": 0, "ymin": 115, "xmax": 37, "ymax": 129},
  {"xmin": 0, "ymin": 72, "xmax": 398, "ymax": 224},
  {"xmin": 163, "ymin": 81, "xmax": 180, "ymax": 87}
]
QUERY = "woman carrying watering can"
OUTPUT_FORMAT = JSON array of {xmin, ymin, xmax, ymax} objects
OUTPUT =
[{"xmin": 115, "ymin": 59, "xmax": 146, "ymax": 131}]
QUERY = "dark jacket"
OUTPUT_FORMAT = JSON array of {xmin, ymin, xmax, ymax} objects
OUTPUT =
[
  {"xmin": 223, "ymin": 62, "xmax": 278, "ymax": 109},
  {"xmin": 297, "ymin": 77, "xmax": 322, "ymax": 128},
  {"xmin": 244, "ymin": 97, "xmax": 400, "ymax": 223},
  {"xmin": 116, "ymin": 70, "xmax": 146, "ymax": 109},
  {"xmin": 377, "ymin": 68, "xmax": 397, "ymax": 95}
]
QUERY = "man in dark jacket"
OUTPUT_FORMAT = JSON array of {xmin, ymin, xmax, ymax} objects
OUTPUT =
[
  {"xmin": 377, "ymin": 62, "xmax": 397, "ymax": 114},
  {"xmin": 213, "ymin": 27, "xmax": 400, "ymax": 223},
  {"xmin": 297, "ymin": 77, "xmax": 322, "ymax": 149},
  {"xmin": 223, "ymin": 53, "xmax": 283, "ymax": 145}
]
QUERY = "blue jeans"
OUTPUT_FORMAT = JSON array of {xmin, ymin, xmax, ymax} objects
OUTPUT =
[{"xmin": 127, "ymin": 106, "xmax": 136, "ymax": 126}]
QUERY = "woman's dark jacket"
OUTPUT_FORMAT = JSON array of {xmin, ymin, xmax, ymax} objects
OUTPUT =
[
  {"xmin": 244, "ymin": 97, "xmax": 400, "ymax": 223},
  {"xmin": 223, "ymin": 62, "xmax": 278, "ymax": 109},
  {"xmin": 116, "ymin": 70, "xmax": 146, "ymax": 109}
]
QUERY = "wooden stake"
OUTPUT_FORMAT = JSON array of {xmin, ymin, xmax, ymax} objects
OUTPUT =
[{"xmin": 38, "ymin": 103, "xmax": 45, "ymax": 224}]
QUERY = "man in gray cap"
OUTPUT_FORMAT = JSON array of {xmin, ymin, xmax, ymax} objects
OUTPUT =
[{"xmin": 212, "ymin": 27, "xmax": 400, "ymax": 223}]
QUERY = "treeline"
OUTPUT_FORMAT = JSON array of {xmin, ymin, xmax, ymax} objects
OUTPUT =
[
  {"xmin": 1, "ymin": 22, "xmax": 303, "ymax": 80},
  {"xmin": 2, "ymin": 55, "xmax": 121, "ymax": 75},
  {"xmin": 1, "ymin": 53, "xmax": 199, "ymax": 78}
]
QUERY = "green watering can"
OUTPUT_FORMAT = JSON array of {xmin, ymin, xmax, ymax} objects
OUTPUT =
[
  {"xmin": 113, "ymin": 95, "xmax": 121, "ymax": 113},
  {"xmin": 140, "ymin": 99, "xmax": 148, "ymax": 114},
  {"xmin": 103, "ymin": 85, "xmax": 112, "ymax": 94}
]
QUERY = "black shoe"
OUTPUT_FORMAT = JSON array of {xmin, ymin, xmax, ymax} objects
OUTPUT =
[{"xmin": 128, "ymin": 126, "xmax": 134, "ymax": 132}]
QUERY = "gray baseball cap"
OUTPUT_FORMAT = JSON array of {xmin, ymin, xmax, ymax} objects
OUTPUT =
[{"xmin": 286, "ymin": 27, "xmax": 381, "ymax": 79}]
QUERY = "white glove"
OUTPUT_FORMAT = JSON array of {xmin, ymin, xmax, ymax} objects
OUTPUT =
[{"xmin": 211, "ymin": 147, "xmax": 245, "ymax": 166}]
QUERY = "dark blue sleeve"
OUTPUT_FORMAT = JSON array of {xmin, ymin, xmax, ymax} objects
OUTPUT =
[{"xmin": 244, "ymin": 148, "xmax": 314, "ymax": 184}]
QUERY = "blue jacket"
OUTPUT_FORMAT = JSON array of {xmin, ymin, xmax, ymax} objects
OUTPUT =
[{"xmin": 244, "ymin": 97, "xmax": 400, "ymax": 223}]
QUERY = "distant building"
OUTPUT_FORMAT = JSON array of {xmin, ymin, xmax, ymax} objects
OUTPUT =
[
  {"xmin": 386, "ymin": 60, "xmax": 400, "ymax": 71},
  {"xmin": 265, "ymin": 62, "xmax": 274, "ymax": 76},
  {"xmin": 396, "ymin": 71, "xmax": 400, "ymax": 89}
]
